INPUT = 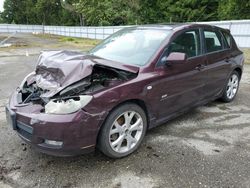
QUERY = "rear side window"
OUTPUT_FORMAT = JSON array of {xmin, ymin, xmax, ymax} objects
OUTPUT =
[
  {"xmin": 222, "ymin": 31, "xmax": 232, "ymax": 48},
  {"xmin": 168, "ymin": 30, "xmax": 201, "ymax": 58},
  {"xmin": 204, "ymin": 31, "xmax": 223, "ymax": 53}
]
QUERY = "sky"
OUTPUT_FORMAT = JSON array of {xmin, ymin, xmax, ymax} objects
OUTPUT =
[{"xmin": 0, "ymin": 0, "xmax": 4, "ymax": 12}]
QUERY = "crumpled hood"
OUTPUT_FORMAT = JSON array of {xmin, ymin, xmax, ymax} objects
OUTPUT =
[{"xmin": 26, "ymin": 50, "xmax": 139, "ymax": 98}]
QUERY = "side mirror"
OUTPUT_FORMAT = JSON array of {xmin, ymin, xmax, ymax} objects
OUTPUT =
[{"xmin": 161, "ymin": 52, "xmax": 187, "ymax": 66}]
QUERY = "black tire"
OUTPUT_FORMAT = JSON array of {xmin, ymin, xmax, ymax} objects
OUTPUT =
[
  {"xmin": 98, "ymin": 103, "xmax": 147, "ymax": 158},
  {"xmin": 220, "ymin": 71, "xmax": 240, "ymax": 103}
]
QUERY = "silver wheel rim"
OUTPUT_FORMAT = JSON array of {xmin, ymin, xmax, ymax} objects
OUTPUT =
[
  {"xmin": 226, "ymin": 74, "xmax": 239, "ymax": 99},
  {"xmin": 109, "ymin": 111, "xmax": 144, "ymax": 153}
]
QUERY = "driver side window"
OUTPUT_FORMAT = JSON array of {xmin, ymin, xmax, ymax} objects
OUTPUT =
[{"xmin": 168, "ymin": 30, "xmax": 201, "ymax": 58}]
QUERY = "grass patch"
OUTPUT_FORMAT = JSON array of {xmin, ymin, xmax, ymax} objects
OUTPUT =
[
  {"xmin": 241, "ymin": 48, "xmax": 250, "ymax": 64},
  {"xmin": 33, "ymin": 33, "xmax": 100, "ymax": 46},
  {"xmin": 58, "ymin": 36, "xmax": 100, "ymax": 46},
  {"xmin": 58, "ymin": 36, "xmax": 100, "ymax": 51},
  {"xmin": 33, "ymin": 34, "xmax": 101, "ymax": 51},
  {"xmin": 33, "ymin": 33, "xmax": 61, "ymax": 40}
]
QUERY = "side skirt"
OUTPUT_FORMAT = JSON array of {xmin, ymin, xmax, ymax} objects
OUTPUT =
[{"xmin": 147, "ymin": 95, "xmax": 221, "ymax": 130}]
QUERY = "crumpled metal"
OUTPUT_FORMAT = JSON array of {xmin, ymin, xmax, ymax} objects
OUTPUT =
[
  {"xmin": 26, "ymin": 50, "xmax": 139, "ymax": 98},
  {"xmin": 27, "ymin": 51, "xmax": 94, "ymax": 98}
]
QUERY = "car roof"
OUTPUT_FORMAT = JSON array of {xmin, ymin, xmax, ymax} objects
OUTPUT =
[{"xmin": 132, "ymin": 23, "xmax": 230, "ymax": 32}]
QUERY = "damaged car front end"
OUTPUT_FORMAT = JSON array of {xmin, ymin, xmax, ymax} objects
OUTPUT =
[
  {"xmin": 6, "ymin": 50, "xmax": 138, "ymax": 156},
  {"xmin": 6, "ymin": 25, "xmax": 244, "ymax": 158}
]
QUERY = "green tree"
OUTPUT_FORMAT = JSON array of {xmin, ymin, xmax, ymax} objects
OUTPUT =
[
  {"xmin": 160, "ymin": 0, "xmax": 218, "ymax": 23},
  {"xmin": 75, "ymin": 0, "xmax": 140, "ymax": 26},
  {"xmin": 1, "ymin": 0, "xmax": 79, "ymax": 25},
  {"xmin": 139, "ymin": 0, "xmax": 160, "ymax": 24},
  {"xmin": 36, "ymin": 0, "xmax": 62, "ymax": 25},
  {"xmin": 218, "ymin": 0, "xmax": 250, "ymax": 20},
  {"xmin": 23, "ymin": 0, "xmax": 39, "ymax": 24},
  {"xmin": 139, "ymin": 0, "xmax": 219, "ymax": 24},
  {"xmin": 0, "ymin": 0, "xmax": 249, "ymax": 26},
  {"xmin": 0, "ymin": 12, "xmax": 3, "ymax": 23},
  {"xmin": 35, "ymin": 0, "xmax": 79, "ymax": 25},
  {"xmin": 1, "ymin": 0, "xmax": 25, "ymax": 24},
  {"xmin": 61, "ymin": 0, "xmax": 83, "ymax": 25}
]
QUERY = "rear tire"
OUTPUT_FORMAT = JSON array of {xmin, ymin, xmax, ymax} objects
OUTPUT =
[
  {"xmin": 221, "ymin": 71, "xmax": 240, "ymax": 103},
  {"xmin": 98, "ymin": 103, "xmax": 147, "ymax": 158}
]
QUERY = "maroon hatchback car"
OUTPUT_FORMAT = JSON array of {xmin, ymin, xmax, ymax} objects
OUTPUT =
[{"xmin": 6, "ymin": 24, "xmax": 244, "ymax": 158}]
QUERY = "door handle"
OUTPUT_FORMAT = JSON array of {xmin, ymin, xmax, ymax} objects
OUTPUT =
[{"xmin": 195, "ymin": 64, "xmax": 206, "ymax": 71}]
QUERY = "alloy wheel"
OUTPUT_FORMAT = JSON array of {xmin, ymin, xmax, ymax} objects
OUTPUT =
[
  {"xmin": 109, "ymin": 111, "xmax": 144, "ymax": 153},
  {"xmin": 226, "ymin": 74, "xmax": 239, "ymax": 100}
]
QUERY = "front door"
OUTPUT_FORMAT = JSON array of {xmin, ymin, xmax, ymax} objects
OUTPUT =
[{"xmin": 147, "ymin": 29, "xmax": 207, "ymax": 124}]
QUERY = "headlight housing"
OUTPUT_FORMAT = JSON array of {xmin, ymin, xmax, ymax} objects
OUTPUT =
[
  {"xmin": 20, "ymin": 72, "xmax": 35, "ymax": 90},
  {"xmin": 45, "ymin": 95, "xmax": 93, "ymax": 114}
]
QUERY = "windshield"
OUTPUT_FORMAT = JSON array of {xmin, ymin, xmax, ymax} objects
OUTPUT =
[{"xmin": 89, "ymin": 28, "xmax": 171, "ymax": 66}]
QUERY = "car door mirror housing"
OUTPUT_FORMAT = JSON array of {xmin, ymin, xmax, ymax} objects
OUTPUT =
[{"xmin": 162, "ymin": 52, "xmax": 188, "ymax": 65}]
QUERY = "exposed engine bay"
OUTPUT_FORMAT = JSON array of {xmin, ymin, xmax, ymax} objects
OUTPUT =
[
  {"xmin": 59, "ymin": 65, "xmax": 134, "ymax": 96},
  {"xmin": 20, "ymin": 64, "xmax": 136, "ymax": 106}
]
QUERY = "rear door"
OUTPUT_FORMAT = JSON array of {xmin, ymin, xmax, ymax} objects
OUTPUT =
[{"xmin": 202, "ymin": 29, "xmax": 232, "ymax": 99}]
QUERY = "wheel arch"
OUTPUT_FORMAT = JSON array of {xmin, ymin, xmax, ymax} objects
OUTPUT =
[
  {"xmin": 234, "ymin": 67, "xmax": 242, "ymax": 80},
  {"xmin": 96, "ymin": 99, "xmax": 150, "ymax": 143}
]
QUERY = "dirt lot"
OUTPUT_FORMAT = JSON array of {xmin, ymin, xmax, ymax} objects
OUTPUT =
[
  {"xmin": 0, "ymin": 33, "xmax": 100, "ymax": 57},
  {"xmin": 0, "ymin": 34, "xmax": 250, "ymax": 188}
]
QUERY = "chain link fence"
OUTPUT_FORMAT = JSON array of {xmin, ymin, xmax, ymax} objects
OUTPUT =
[{"xmin": 1, "ymin": 20, "xmax": 250, "ymax": 47}]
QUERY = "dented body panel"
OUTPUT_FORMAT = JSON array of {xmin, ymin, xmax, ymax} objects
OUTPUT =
[{"xmin": 26, "ymin": 50, "xmax": 139, "ymax": 98}]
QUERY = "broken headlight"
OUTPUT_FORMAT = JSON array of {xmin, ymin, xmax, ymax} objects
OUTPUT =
[
  {"xmin": 45, "ymin": 95, "xmax": 93, "ymax": 114},
  {"xmin": 19, "ymin": 72, "xmax": 36, "ymax": 90}
]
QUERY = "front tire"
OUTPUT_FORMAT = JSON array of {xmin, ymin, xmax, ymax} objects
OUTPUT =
[
  {"xmin": 98, "ymin": 103, "xmax": 147, "ymax": 158},
  {"xmin": 221, "ymin": 71, "xmax": 240, "ymax": 102}
]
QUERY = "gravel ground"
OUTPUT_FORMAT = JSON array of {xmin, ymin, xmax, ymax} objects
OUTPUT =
[
  {"xmin": 0, "ymin": 34, "xmax": 250, "ymax": 188},
  {"xmin": 0, "ymin": 33, "xmax": 98, "ymax": 57}
]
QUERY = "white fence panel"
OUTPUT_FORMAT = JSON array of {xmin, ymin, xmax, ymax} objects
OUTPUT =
[
  {"xmin": 1, "ymin": 20, "xmax": 250, "ymax": 47},
  {"xmin": 0, "ymin": 24, "xmax": 43, "ymax": 33}
]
